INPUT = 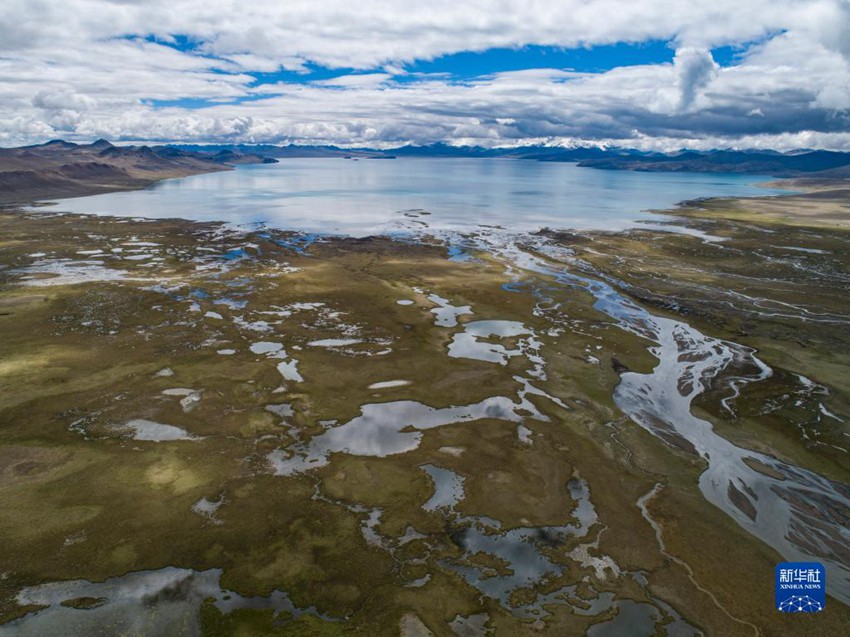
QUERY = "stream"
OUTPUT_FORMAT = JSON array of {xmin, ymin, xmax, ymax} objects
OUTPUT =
[{"xmin": 463, "ymin": 229, "xmax": 850, "ymax": 605}]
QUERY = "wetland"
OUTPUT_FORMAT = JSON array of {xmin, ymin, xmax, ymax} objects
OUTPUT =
[{"xmin": 0, "ymin": 164, "xmax": 848, "ymax": 636}]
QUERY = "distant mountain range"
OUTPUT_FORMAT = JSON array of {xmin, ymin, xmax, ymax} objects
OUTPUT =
[
  {"xmin": 573, "ymin": 149, "xmax": 850, "ymax": 177},
  {"xmin": 169, "ymin": 143, "xmax": 850, "ymax": 176},
  {"xmin": 0, "ymin": 140, "xmax": 275, "ymax": 203},
  {"xmin": 2, "ymin": 139, "xmax": 849, "ymax": 204},
  {"xmin": 168, "ymin": 142, "xmax": 613, "ymax": 162}
]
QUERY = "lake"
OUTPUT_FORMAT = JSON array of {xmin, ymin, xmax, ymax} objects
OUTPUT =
[{"xmin": 39, "ymin": 158, "xmax": 788, "ymax": 236}]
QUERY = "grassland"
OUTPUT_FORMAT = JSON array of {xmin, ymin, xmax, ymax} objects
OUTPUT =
[{"xmin": 0, "ymin": 185, "xmax": 848, "ymax": 635}]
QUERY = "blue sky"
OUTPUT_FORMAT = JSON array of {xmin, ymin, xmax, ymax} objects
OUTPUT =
[
  {"xmin": 148, "ymin": 39, "xmax": 746, "ymax": 110},
  {"xmin": 1, "ymin": 1, "xmax": 849, "ymax": 149}
]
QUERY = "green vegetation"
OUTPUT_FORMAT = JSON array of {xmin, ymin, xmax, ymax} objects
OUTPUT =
[{"xmin": 0, "ymin": 197, "xmax": 848, "ymax": 635}]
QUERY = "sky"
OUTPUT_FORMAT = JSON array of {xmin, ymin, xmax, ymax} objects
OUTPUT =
[{"xmin": 1, "ymin": 0, "xmax": 849, "ymax": 150}]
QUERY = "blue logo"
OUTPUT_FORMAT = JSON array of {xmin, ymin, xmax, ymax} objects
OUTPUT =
[{"xmin": 776, "ymin": 562, "xmax": 825, "ymax": 613}]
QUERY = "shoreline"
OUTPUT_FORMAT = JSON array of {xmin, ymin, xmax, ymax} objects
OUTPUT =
[
  {"xmin": 9, "ymin": 167, "xmax": 850, "ymax": 240},
  {"xmin": 0, "ymin": 139, "xmax": 275, "ymax": 206},
  {"xmin": 661, "ymin": 178, "xmax": 850, "ymax": 231},
  {"xmin": 0, "ymin": 164, "xmax": 233, "ymax": 206}
]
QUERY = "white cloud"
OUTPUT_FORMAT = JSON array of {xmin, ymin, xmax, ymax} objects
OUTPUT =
[
  {"xmin": 313, "ymin": 73, "xmax": 394, "ymax": 88},
  {"xmin": 0, "ymin": 0, "xmax": 848, "ymax": 148},
  {"xmin": 32, "ymin": 89, "xmax": 96, "ymax": 112},
  {"xmin": 673, "ymin": 48, "xmax": 718, "ymax": 111},
  {"xmin": 813, "ymin": 85, "xmax": 850, "ymax": 110}
]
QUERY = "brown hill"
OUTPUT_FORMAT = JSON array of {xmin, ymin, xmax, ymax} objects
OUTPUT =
[{"xmin": 0, "ymin": 139, "xmax": 272, "ymax": 204}]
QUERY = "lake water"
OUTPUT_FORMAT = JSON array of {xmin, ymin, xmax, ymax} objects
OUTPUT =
[{"xmin": 40, "ymin": 158, "xmax": 788, "ymax": 236}]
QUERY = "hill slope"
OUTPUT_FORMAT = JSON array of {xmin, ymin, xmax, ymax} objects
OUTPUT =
[{"xmin": 0, "ymin": 140, "xmax": 275, "ymax": 204}]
